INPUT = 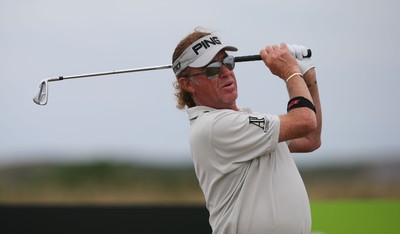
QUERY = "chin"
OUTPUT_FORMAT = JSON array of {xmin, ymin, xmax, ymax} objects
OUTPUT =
[{"xmin": 222, "ymin": 95, "xmax": 238, "ymax": 106}]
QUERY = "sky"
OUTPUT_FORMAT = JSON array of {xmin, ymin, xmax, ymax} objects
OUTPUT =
[{"xmin": 1, "ymin": 0, "xmax": 400, "ymax": 167}]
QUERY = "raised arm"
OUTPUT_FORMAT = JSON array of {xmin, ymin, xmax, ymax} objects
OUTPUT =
[{"xmin": 260, "ymin": 43, "xmax": 318, "ymax": 146}]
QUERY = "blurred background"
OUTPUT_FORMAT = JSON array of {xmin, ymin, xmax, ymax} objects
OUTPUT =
[{"xmin": 1, "ymin": 0, "xmax": 400, "ymax": 233}]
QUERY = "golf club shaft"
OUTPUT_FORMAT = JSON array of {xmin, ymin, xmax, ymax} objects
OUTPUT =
[
  {"xmin": 46, "ymin": 50, "xmax": 311, "ymax": 83},
  {"xmin": 47, "ymin": 64, "xmax": 173, "ymax": 82},
  {"xmin": 33, "ymin": 50, "xmax": 312, "ymax": 105},
  {"xmin": 45, "ymin": 55, "xmax": 257, "ymax": 83}
]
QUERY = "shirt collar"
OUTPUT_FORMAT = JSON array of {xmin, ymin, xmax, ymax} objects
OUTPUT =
[{"xmin": 187, "ymin": 106, "xmax": 216, "ymax": 121}]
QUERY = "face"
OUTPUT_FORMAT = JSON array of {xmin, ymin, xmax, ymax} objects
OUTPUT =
[{"xmin": 179, "ymin": 51, "xmax": 239, "ymax": 110}]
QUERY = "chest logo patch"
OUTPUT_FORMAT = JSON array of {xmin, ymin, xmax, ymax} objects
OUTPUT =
[{"xmin": 249, "ymin": 116, "xmax": 269, "ymax": 133}]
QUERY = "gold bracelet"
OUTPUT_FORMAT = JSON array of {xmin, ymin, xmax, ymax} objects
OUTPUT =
[{"xmin": 286, "ymin": 72, "xmax": 303, "ymax": 83}]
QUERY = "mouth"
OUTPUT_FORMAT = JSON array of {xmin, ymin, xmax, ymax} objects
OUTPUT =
[{"xmin": 220, "ymin": 81, "xmax": 236, "ymax": 90}]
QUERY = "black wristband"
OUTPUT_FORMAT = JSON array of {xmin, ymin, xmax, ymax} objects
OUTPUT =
[{"xmin": 287, "ymin": 96, "xmax": 316, "ymax": 113}]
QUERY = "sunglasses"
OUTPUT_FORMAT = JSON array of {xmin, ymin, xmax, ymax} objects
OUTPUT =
[{"xmin": 185, "ymin": 55, "xmax": 235, "ymax": 79}]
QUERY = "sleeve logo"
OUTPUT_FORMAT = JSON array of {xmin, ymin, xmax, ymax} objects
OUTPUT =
[{"xmin": 249, "ymin": 116, "xmax": 269, "ymax": 133}]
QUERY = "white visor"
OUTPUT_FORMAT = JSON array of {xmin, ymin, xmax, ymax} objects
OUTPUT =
[{"xmin": 172, "ymin": 34, "xmax": 238, "ymax": 77}]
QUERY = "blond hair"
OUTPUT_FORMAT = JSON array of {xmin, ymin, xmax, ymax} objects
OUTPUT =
[{"xmin": 172, "ymin": 29, "xmax": 211, "ymax": 109}]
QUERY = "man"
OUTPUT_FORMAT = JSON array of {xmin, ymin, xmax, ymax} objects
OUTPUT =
[{"xmin": 172, "ymin": 29, "xmax": 322, "ymax": 234}]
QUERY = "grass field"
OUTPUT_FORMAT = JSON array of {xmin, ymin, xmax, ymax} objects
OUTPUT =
[
  {"xmin": 310, "ymin": 200, "xmax": 400, "ymax": 234},
  {"xmin": 1, "ymin": 162, "xmax": 399, "ymax": 233}
]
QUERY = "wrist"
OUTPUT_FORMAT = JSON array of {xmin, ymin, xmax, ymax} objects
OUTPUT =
[
  {"xmin": 285, "ymin": 72, "xmax": 303, "ymax": 83},
  {"xmin": 280, "ymin": 65, "xmax": 301, "ymax": 81}
]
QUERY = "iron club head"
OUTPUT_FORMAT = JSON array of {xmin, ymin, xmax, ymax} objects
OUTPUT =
[{"xmin": 33, "ymin": 79, "xmax": 49, "ymax": 105}]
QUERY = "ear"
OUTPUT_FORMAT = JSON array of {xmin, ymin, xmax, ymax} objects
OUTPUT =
[{"xmin": 178, "ymin": 77, "xmax": 195, "ymax": 93}]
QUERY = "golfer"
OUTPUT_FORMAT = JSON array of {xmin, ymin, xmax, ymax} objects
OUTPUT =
[{"xmin": 172, "ymin": 29, "xmax": 322, "ymax": 234}]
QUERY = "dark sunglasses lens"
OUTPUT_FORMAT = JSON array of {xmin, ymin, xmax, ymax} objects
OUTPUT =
[
  {"xmin": 205, "ymin": 62, "xmax": 221, "ymax": 78},
  {"xmin": 223, "ymin": 56, "xmax": 235, "ymax": 70},
  {"xmin": 204, "ymin": 56, "xmax": 235, "ymax": 79}
]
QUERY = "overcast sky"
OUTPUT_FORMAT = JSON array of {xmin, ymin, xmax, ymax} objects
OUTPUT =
[{"xmin": 1, "ymin": 0, "xmax": 399, "ymax": 167}]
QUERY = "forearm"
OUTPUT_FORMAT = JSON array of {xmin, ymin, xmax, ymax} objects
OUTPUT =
[
  {"xmin": 289, "ymin": 68, "xmax": 322, "ymax": 152},
  {"xmin": 286, "ymin": 73, "xmax": 313, "ymax": 101},
  {"xmin": 304, "ymin": 68, "xmax": 322, "ymax": 140}
]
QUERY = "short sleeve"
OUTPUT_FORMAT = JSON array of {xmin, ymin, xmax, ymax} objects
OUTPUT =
[{"xmin": 210, "ymin": 110, "xmax": 280, "ymax": 165}]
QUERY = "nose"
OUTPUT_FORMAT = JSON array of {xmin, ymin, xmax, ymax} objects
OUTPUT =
[{"xmin": 218, "ymin": 64, "xmax": 231, "ymax": 78}]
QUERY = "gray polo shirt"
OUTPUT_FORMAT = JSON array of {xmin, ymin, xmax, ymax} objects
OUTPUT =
[{"xmin": 187, "ymin": 106, "xmax": 311, "ymax": 234}]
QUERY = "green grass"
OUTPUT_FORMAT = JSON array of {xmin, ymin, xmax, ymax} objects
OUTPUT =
[{"xmin": 311, "ymin": 200, "xmax": 400, "ymax": 234}]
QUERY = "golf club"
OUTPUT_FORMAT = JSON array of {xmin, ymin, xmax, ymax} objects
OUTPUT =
[{"xmin": 33, "ymin": 50, "xmax": 311, "ymax": 105}]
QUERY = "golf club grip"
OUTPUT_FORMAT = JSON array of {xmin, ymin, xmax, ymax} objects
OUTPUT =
[{"xmin": 234, "ymin": 49, "xmax": 312, "ymax": 62}]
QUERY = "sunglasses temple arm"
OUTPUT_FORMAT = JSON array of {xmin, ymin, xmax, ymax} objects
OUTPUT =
[{"xmin": 234, "ymin": 49, "xmax": 312, "ymax": 63}]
